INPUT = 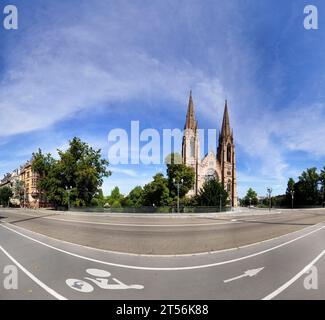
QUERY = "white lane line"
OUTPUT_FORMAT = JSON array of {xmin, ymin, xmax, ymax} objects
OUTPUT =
[
  {"xmin": 1, "ymin": 223, "xmax": 324, "ymax": 271},
  {"xmin": 0, "ymin": 245, "xmax": 67, "ymax": 300},
  {"xmin": 7, "ymin": 210, "xmax": 314, "ymax": 227},
  {"xmin": 6, "ymin": 211, "xmax": 238, "ymax": 227},
  {"xmin": 42, "ymin": 216, "xmax": 237, "ymax": 227},
  {"xmin": 262, "ymin": 249, "xmax": 325, "ymax": 300}
]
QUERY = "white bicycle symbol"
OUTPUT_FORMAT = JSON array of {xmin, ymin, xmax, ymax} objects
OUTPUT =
[{"xmin": 66, "ymin": 268, "xmax": 144, "ymax": 293}]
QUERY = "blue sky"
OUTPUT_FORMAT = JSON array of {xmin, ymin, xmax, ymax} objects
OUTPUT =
[{"xmin": 0, "ymin": 0, "xmax": 325, "ymax": 198}]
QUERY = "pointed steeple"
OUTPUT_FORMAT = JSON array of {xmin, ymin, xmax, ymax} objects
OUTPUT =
[
  {"xmin": 185, "ymin": 90, "xmax": 197, "ymax": 130},
  {"xmin": 221, "ymin": 99, "xmax": 231, "ymax": 137}
]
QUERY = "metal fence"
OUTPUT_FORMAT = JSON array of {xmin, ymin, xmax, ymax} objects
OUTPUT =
[{"xmin": 63, "ymin": 206, "xmax": 232, "ymax": 214}]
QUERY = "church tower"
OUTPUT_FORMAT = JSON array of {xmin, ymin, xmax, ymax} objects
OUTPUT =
[
  {"xmin": 217, "ymin": 100, "xmax": 238, "ymax": 207},
  {"xmin": 182, "ymin": 91, "xmax": 200, "ymax": 195}
]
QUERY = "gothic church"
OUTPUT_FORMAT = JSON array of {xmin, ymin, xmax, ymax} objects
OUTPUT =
[{"xmin": 182, "ymin": 92, "xmax": 238, "ymax": 207}]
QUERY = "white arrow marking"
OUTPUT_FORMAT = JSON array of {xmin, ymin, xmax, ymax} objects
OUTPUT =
[{"xmin": 224, "ymin": 267, "xmax": 264, "ymax": 283}]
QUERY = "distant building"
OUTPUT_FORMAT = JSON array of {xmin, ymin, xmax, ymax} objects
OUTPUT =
[
  {"xmin": 181, "ymin": 92, "xmax": 238, "ymax": 207},
  {"xmin": 0, "ymin": 169, "xmax": 21, "ymax": 206},
  {"xmin": 19, "ymin": 161, "xmax": 41, "ymax": 208}
]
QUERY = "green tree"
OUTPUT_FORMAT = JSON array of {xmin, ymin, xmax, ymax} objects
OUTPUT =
[
  {"xmin": 285, "ymin": 178, "xmax": 296, "ymax": 207},
  {"xmin": 142, "ymin": 173, "xmax": 171, "ymax": 206},
  {"xmin": 106, "ymin": 187, "xmax": 124, "ymax": 207},
  {"xmin": 13, "ymin": 180, "xmax": 25, "ymax": 205},
  {"xmin": 243, "ymin": 188, "xmax": 258, "ymax": 206},
  {"xmin": 196, "ymin": 178, "xmax": 228, "ymax": 207},
  {"xmin": 32, "ymin": 137, "xmax": 111, "ymax": 208},
  {"xmin": 0, "ymin": 187, "xmax": 13, "ymax": 207},
  {"xmin": 91, "ymin": 189, "xmax": 106, "ymax": 207},
  {"xmin": 297, "ymin": 167, "xmax": 319, "ymax": 205},
  {"xmin": 123, "ymin": 186, "xmax": 144, "ymax": 207},
  {"xmin": 165, "ymin": 153, "xmax": 195, "ymax": 200}
]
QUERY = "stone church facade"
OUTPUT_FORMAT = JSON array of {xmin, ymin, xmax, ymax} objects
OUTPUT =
[{"xmin": 182, "ymin": 92, "xmax": 238, "ymax": 207}]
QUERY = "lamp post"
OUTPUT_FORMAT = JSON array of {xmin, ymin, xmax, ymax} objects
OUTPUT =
[
  {"xmin": 317, "ymin": 181, "xmax": 325, "ymax": 208},
  {"xmin": 267, "ymin": 188, "xmax": 272, "ymax": 211},
  {"xmin": 290, "ymin": 190, "xmax": 295, "ymax": 209},
  {"xmin": 173, "ymin": 178, "xmax": 184, "ymax": 214},
  {"xmin": 249, "ymin": 197, "xmax": 252, "ymax": 208},
  {"xmin": 66, "ymin": 186, "xmax": 72, "ymax": 211}
]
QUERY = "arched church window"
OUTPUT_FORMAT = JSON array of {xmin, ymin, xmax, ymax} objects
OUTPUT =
[
  {"xmin": 205, "ymin": 169, "xmax": 217, "ymax": 181},
  {"xmin": 190, "ymin": 138, "xmax": 195, "ymax": 158},
  {"xmin": 227, "ymin": 144, "xmax": 232, "ymax": 163}
]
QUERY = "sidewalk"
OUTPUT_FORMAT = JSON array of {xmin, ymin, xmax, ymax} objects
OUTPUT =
[{"xmin": 1, "ymin": 206, "xmax": 292, "ymax": 219}]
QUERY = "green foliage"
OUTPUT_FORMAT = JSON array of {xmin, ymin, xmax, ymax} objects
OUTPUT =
[
  {"xmin": 0, "ymin": 187, "xmax": 13, "ymax": 206},
  {"xmin": 32, "ymin": 137, "xmax": 111, "ymax": 208},
  {"xmin": 196, "ymin": 178, "xmax": 228, "ymax": 207},
  {"xmin": 13, "ymin": 180, "xmax": 25, "ymax": 203},
  {"xmin": 243, "ymin": 188, "xmax": 258, "ymax": 206},
  {"xmin": 283, "ymin": 167, "xmax": 325, "ymax": 207},
  {"xmin": 123, "ymin": 186, "xmax": 144, "ymax": 207},
  {"xmin": 166, "ymin": 153, "xmax": 195, "ymax": 200},
  {"xmin": 106, "ymin": 187, "xmax": 124, "ymax": 207},
  {"xmin": 142, "ymin": 173, "xmax": 171, "ymax": 206}
]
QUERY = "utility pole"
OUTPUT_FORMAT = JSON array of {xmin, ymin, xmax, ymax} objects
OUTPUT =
[
  {"xmin": 267, "ymin": 188, "xmax": 272, "ymax": 211},
  {"xmin": 173, "ymin": 178, "xmax": 184, "ymax": 214}
]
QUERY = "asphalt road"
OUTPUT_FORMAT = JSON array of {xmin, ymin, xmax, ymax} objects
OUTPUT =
[
  {"xmin": 1, "ymin": 209, "xmax": 325, "ymax": 300},
  {"xmin": 1, "ymin": 209, "xmax": 325, "ymax": 254}
]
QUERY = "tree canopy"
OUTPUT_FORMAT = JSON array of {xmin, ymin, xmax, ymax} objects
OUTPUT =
[
  {"xmin": 32, "ymin": 137, "xmax": 111, "ymax": 208},
  {"xmin": 0, "ymin": 187, "xmax": 13, "ymax": 206},
  {"xmin": 196, "ymin": 177, "xmax": 228, "ymax": 207},
  {"xmin": 243, "ymin": 188, "xmax": 258, "ymax": 206}
]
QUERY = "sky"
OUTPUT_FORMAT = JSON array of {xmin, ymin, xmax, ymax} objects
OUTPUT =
[{"xmin": 0, "ymin": 0, "xmax": 325, "ymax": 198}]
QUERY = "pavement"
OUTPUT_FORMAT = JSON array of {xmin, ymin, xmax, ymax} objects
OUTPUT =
[{"xmin": 0, "ymin": 208, "xmax": 325, "ymax": 300}]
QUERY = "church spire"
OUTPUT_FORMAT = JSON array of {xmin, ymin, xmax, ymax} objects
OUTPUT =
[
  {"xmin": 221, "ymin": 99, "xmax": 231, "ymax": 137},
  {"xmin": 185, "ymin": 90, "xmax": 197, "ymax": 130}
]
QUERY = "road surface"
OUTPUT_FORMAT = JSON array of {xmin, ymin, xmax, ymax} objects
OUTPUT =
[{"xmin": 1, "ymin": 209, "xmax": 325, "ymax": 299}]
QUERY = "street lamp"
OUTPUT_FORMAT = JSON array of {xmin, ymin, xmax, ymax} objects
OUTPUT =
[
  {"xmin": 173, "ymin": 178, "xmax": 184, "ymax": 214},
  {"xmin": 267, "ymin": 188, "xmax": 273, "ymax": 212},
  {"xmin": 66, "ymin": 186, "xmax": 72, "ymax": 211},
  {"xmin": 317, "ymin": 181, "xmax": 325, "ymax": 208},
  {"xmin": 290, "ymin": 190, "xmax": 295, "ymax": 209}
]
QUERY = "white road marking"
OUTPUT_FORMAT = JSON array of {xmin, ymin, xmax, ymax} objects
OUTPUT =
[
  {"xmin": 224, "ymin": 267, "xmax": 264, "ymax": 283},
  {"xmin": 262, "ymin": 249, "xmax": 325, "ymax": 300},
  {"xmin": 1, "ymin": 223, "xmax": 324, "ymax": 271},
  {"xmin": 5, "ymin": 211, "xmax": 239, "ymax": 227},
  {"xmin": 5, "ymin": 209, "xmax": 314, "ymax": 227},
  {"xmin": 0, "ymin": 245, "xmax": 67, "ymax": 300}
]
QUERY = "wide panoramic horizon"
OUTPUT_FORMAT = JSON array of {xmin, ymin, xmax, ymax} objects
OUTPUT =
[
  {"xmin": 1, "ymin": 0, "xmax": 325, "ymax": 199},
  {"xmin": 2, "ymin": 0, "xmax": 325, "ymax": 305}
]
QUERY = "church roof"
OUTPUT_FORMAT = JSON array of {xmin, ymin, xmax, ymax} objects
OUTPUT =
[
  {"xmin": 220, "ymin": 100, "xmax": 232, "ymax": 138},
  {"xmin": 184, "ymin": 91, "xmax": 198, "ymax": 130}
]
